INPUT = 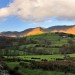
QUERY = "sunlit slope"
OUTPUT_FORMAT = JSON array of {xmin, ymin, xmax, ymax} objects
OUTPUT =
[
  {"xmin": 26, "ymin": 27, "xmax": 44, "ymax": 36},
  {"xmin": 51, "ymin": 26, "xmax": 75, "ymax": 34}
]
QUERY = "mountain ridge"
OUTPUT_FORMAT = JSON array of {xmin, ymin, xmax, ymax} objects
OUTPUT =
[{"xmin": 0, "ymin": 25, "xmax": 75, "ymax": 37}]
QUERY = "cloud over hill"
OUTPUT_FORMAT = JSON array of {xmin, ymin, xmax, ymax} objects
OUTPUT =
[{"xmin": 0, "ymin": 0, "xmax": 75, "ymax": 22}]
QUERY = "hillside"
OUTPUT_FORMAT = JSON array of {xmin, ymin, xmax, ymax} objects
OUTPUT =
[
  {"xmin": 1, "ymin": 25, "xmax": 75, "ymax": 37},
  {"xmin": 50, "ymin": 25, "xmax": 75, "ymax": 34},
  {"xmin": 64, "ymin": 26, "xmax": 75, "ymax": 34},
  {"xmin": 26, "ymin": 27, "xmax": 44, "ymax": 36},
  {"xmin": 0, "ymin": 32, "xmax": 75, "ymax": 55}
]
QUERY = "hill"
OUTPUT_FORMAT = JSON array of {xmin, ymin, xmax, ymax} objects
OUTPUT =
[
  {"xmin": 0, "ymin": 25, "xmax": 75, "ymax": 37},
  {"xmin": 50, "ymin": 25, "xmax": 75, "ymax": 34},
  {"xmin": 26, "ymin": 27, "xmax": 44, "ymax": 36},
  {"xmin": 0, "ymin": 32, "xmax": 75, "ymax": 55}
]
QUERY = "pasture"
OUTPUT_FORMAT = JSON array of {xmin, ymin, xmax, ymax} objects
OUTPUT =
[
  {"xmin": 6, "ymin": 61, "xmax": 75, "ymax": 75},
  {"xmin": 5, "ymin": 53, "xmax": 75, "ymax": 61}
]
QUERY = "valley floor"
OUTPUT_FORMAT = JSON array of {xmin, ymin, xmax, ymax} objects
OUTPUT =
[{"xmin": 4, "ymin": 53, "xmax": 75, "ymax": 75}]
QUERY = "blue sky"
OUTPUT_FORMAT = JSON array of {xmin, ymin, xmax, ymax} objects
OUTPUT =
[{"xmin": 0, "ymin": 0, "xmax": 75, "ymax": 32}]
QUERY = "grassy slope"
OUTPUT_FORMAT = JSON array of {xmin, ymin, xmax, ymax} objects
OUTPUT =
[
  {"xmin": 27, "ymin": 33, "xmax": 75, "ymax": 46},
  {"xmin": 5, "ymin": 53, "xmax": 75, "ymax": 61},
  {"xmin": 5, "ymin": 33, "xmax": 75, "ymax": 75},
  {"xmin": 20, "ymin": 68, "xmax": 75, "ymax": 75},
  {"xmin": 17, "ymin": 54, "xmax": 64, "ymax": 61},
  {"xmin": 22, "ymin": 33, "xmax": 75, "ymax": 54},
  {"xmin": 6, "ymin": 62, "xmax": 75, "ymax": 75}
]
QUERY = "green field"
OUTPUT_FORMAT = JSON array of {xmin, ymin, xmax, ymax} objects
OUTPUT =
[
  {"xmin": 1, "ymin": 32, "xmax": 75, "ymax": 56},
  {"xmin": 5, "ymin": 53, "xmax": 75, "ymax": 61},
  {"xmin": 6, "ymin": 62, "xmax": 75, "ymax": 75},
  {"xmin": 1, "ymin": 33, "xmax": 75, "ymax": 75},
  {"xmin": 5, "ymin": 54, "xmax": 64, "ymax": 61},
  {"xmin": 17, "ymin": 54, "xmax": 64, "ymax": 61},
  {"xmin": 20, "ymin": 68, "xmax": 75, "ymax": 75}
]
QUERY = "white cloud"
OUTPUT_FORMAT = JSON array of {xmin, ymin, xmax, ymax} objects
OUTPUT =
[
  {"xmin": 0, "ymin": 8, "xmax": 10, "ymax": 18},
  {"xmin": 44, "ymin": 20, "xmax": 53, "ymax": 23},
  {"xmin": 0, "ymin": 0, "xmax": 75, "ymax": 22}
]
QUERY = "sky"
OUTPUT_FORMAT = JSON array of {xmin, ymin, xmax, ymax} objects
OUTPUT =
[{"xmin": 0, "ymin": 0, "xmax": 75, "ymax": 32}]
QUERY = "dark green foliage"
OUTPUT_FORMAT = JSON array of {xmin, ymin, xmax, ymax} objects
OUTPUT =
[
  {"xmin": 60, "ymin": 40, "xmax": 75, "ymax": 54},
  {"xmin": 19, "ymin": 58, "xmax": 75, "ymax": 73},
  {"xmin": 0, "ymin": 32, "xmax": 75, "ymax": 56}
]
